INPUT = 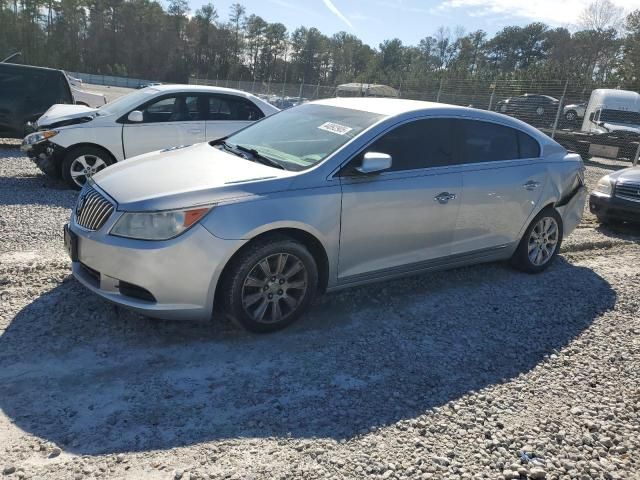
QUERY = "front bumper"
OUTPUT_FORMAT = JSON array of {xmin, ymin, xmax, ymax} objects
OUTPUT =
[
  {"xmin": 68, "ymin": 212, "xmax": 245, "ymax": 321},
  {"xmin": 590, "ymin": 192, "xmax": 640, "ymax": 223},
  {"xmin": 21, "ymin": 140, "xmax": 64, "ymax": 178}
]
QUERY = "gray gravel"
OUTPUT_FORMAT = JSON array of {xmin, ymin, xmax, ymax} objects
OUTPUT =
[{"xmin": 1, "ymin": 144, "xmax": 639, "ymax": 480}]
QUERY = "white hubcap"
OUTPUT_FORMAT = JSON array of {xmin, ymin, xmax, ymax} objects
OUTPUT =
[
  {"xmin": 70, "ymin": 155, "xmax": 107, "ymax": 187},
  {"xmin": 528, "ymin": 217, "xmax": 559, "ymax": 266}
]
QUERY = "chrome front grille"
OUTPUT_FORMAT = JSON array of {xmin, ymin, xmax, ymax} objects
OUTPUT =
[
  {"xmin": 615, "ymin": 182, "xmax": 640, "ymax": 203},
  {"xmin": 75, "ymin": 184, "xmax": 114, "ymax": 231}
]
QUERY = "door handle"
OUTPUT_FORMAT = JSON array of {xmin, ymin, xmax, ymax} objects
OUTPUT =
[
  {"xmin": 523, "ymin": 180, "xmax": 541, "ymax": 190},
  {"xmin": 434, "ymin": 192, "xmax": 457, "ymax": 204}
]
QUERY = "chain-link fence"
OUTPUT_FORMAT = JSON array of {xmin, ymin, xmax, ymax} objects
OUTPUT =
[
  {"xmin": 67, "ymin": 71, "xmax": 157, "ymax": 89},
  {"xmin": 401, "ymin": 78, "xmax": 640, "ymax": 165}
]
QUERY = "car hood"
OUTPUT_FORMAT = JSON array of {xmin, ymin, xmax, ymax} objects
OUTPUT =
[
  {"xmin": 37, "ymin": 104, "xmax": 97, "ymax": 129},
  {"xmin": 93, "ymin": 142, "xmax": 296, "ymax": 211},
  {"xmin": 602, "ymin": 122, "xmax": 640, "ymax": 134},
  {"xmin": 611, "ymin": 166, "xmax": 640, "ymax": 183}
]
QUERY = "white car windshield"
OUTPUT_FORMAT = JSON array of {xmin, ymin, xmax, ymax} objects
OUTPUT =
[
  {"xmin": 220, "ymin": 104, "xmax": 385, "ymax": 171},
  {"xmin": 97, "ymin": 88, "xmax": 161, "ymax": 116}
]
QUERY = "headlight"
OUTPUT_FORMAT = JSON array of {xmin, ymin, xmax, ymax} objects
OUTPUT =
[
  {"xmin": 595, "ymin": 175, "xmax": 613, "ymax": 195},
  {"xmin": 110, "ymin": 206, "xmax": 212, "ymax": 240},
  {"xmin": 22, "ymin": 130, "xmax": 58, "ymax": 146}
]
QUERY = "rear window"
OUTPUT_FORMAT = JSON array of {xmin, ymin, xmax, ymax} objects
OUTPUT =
[
  {"xmin": 207, "ymin": 95, "xmax": 264, "ymax": 121},
  {"xmin": 518, "ymin": 131, "xmax": 540, "ymax": 158},
  {"xmin": 457, "ymin": 119, "xmax": 540, "ymax": 163},
  {"xmin": 0, "ymin": 67, "xmax": 71, "ymax": 104},
  {"xmin": 0, "ymin": 70, "xmax": 26, "ymax": 98},
  {"xmin": 457, "ymin": 119, "xmax": 519, "ymax": 163}
]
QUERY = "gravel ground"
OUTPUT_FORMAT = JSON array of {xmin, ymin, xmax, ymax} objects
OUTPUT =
[{"xmin": 0, "ymin": 144, "xmax": 639, "ymax": 480}]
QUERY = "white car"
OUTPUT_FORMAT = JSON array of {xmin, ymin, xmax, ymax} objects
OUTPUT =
[
  {"xmin": 21, "ymin": 85, "xmax": 279, "ymax": 189},
  {"xmin": 71, "ymin": 85, "xmax": 107, "ymax": 108},
  {"xmin": 66, "ymin": 73, "xmax": 83, "ymax": 87}
]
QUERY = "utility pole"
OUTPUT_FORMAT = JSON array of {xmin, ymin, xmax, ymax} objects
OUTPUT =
[{"xmin": 551, "ymin": 79, "xmax": 569, "ymax": 139}]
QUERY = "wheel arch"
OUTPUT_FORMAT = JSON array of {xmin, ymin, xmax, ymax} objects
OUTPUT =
[
  {"xmin": 63, "ymin": 142, "xmax": 118, "ymax": 163},
  {"xmin": 212, "ymin": 227, "xmax": 331, "ymax": 316}
]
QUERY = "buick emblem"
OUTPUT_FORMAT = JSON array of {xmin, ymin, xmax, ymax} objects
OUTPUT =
[{"xmin": 76, "ymin": 194, "xmax": 87, "ymax": 216}]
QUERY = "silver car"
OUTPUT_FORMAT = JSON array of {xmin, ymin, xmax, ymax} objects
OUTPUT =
[{"xmin": 65, "ymin": 98, "xmax": 587, "ymax": 332}]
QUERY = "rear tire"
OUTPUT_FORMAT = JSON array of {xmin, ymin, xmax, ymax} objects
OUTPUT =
[
  {"xmin": 221, "ymin": 235, "xmax": 318, "ymax": 333},
  {"xmin": 61, "ymin": 145, "xmax": 114, "ymax": 190},
  {"xmin": 565, "ymin": 110, "xmax": 578, "ymax": 122},
  {"xmin": 511, "ymin": 208, "xmax": 563, "ymax": 273}
]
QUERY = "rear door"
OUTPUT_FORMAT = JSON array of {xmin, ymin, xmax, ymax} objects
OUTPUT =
[
  {"xmin": 122, "ymin": 93, "xmax": 206, "ymax": 158},
  {"xmin": 451, "ymin": 119, "xmax": 547, "ymax": 254},
  {"xmin": 204, "ymin": 93, "xmax": 264, "ymax": 141},
  {"xmin": 337, "ymin": 118, "xmax": 462, "ymax": 281}
]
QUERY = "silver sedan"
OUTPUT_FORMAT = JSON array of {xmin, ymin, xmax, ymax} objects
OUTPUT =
[{"xmin": 65, "ymin": 98, "xmax": 587, "ymax": 332}]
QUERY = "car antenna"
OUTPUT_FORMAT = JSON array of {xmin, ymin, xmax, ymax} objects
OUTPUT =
[{"xmin": 1, "ymin": 51, "xmax": 22, "ymax": 63}]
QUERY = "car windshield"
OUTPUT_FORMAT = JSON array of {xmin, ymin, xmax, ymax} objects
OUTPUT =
[
  {"xmin": 599, "ymin": 109, "xmax": 640, "ymax": 126},
  {"xmin": 96, "ymin": 88, "xmax": 161, "ymax": 116},
  {"xmin": 220, "ymin": 103, "xmax": 385, "ymax": 171}
]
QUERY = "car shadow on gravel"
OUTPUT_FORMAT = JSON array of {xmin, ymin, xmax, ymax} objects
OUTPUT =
[
  {"xmin": 582, "ymin": 157, "xmax": 631, "ymax": 172},
  {"xmin": 0, "ymin": 174, "xmax": 76, "ymax": 208},
  {"xmin": 595, "ymin": 222, "xmax": 640, "ymax": 242},
  {"xmin": 0, "ymin": 257, "xmax": 616, "ymax": 455}
]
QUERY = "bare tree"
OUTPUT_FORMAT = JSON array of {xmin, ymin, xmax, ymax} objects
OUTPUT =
[{"xmin": 579, "ymin": 0, "xmax": 624, "ymax": 31}]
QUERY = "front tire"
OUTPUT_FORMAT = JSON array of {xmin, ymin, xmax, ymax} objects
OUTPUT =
[
  {"xmin": 61, "ymin": 146, "xmax": 114, "ymax": 190},
  {"xmin": 221, "ymin": 235, "xmax": 318, "ymax": 333},
  {"xmin": 511, "ymin": 208, "xmax": 563, "ymax": 273}
]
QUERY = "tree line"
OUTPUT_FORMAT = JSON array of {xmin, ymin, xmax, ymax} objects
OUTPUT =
[{"xmin": 1, "ymin": 0, "xmax": 640, "ymax": 91}]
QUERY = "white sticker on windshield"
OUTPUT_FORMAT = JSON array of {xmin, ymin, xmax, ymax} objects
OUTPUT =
[{"xmin": 318, "ymin": 122, "xmax": 353, "ymax": 136}]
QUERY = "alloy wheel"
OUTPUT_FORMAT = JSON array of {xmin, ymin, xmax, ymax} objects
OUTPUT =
[
  {"xmin": 241, "ymin": 253, "xmax": 308, "ymax": 324},
  {"xmin": 528, "ymin": 216, "xmax": 559, "ymax": 266},
  {"xmin": 70, "ymin": 155, "xmax": 108, "ymax": 187}
]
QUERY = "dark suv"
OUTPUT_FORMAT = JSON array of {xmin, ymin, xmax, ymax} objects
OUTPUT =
[
  {"xmin": 0, "ymin": 63, "xmax": 73, "ymax": 138},
  {"xmin": 495, "ymin": 94, "xmax": 560, "ymax": 128}
]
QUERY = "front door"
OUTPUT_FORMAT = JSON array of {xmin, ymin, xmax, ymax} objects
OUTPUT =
[
  {"xmin": 122, "ymin": 94, "xmax": 205, "ymax": 158},
  {"xmin": 337, "ymin": 118, "xmax": 462, "ymax": 282}
]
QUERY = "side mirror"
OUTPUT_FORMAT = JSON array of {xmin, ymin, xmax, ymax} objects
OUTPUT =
[
  {"xmin": 589, "ymin": 112, "xmax": 595, "ymax": 122},
  {"xmin": 127, "ymin": 110, "xmax": 143, "ymax": 123},
  {"xmin": 356, "ymin": 152, "xmax": 392, "ymax": 174}
]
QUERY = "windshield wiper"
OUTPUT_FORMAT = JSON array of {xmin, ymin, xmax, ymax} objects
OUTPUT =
[
  {"xmin": 212, "ymin": 139, "xmax": 244, "ymax": 157},
  {"xmin": 234, "ymin": 144, "xmax": 286, "ymax": 170}
]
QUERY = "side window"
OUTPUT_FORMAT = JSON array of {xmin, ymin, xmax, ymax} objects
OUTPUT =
[
  {"xmin": 231, "ymin": 98, "xmax": 264, "ymax": 121},
  {"xmin": 141, "ymin": 95, "xmax": 201, "ymax": 123},
  {"xmin": 207, "ymin": 94, "xmax": 264, "ymax": 121},
  {"xmin": 457, "ymin": 119, "xmax": 519, "ymax": 163},
  {"xmin": 518, "ymin": 131, "xmax": 540, "ymax": 158},
  {"xmin": 208, "ymin": 95, "xmax": 232, "ymax": 120},
  {"xmin": 358, "ymin": 118, "xmax": 454, "ymax": 172}
]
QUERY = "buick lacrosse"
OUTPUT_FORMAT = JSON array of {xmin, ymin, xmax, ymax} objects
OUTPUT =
[{"xmin": 65, "ymin": 98, "xmax": 587, "ymax": 332}]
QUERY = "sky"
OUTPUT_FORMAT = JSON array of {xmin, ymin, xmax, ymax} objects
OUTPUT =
[{"xmin": 188, "ymin": 0, "xmax": 640, "ymax": 47}]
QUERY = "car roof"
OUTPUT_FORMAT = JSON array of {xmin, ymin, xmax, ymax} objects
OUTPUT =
[
  {"xmin": 150, "ymin": 83, "xmax": 258, "ymax": 98},
  {"xmin": 312, "ymin": 97, "xmax": 471, "ymax": 116},
  {"xmin": 311, "ymin": 97, "xmax": 558, "ymax": 146},
  {"xmin": 0, "ymin": 62, "xmax": 65, "ymax": 75}
]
